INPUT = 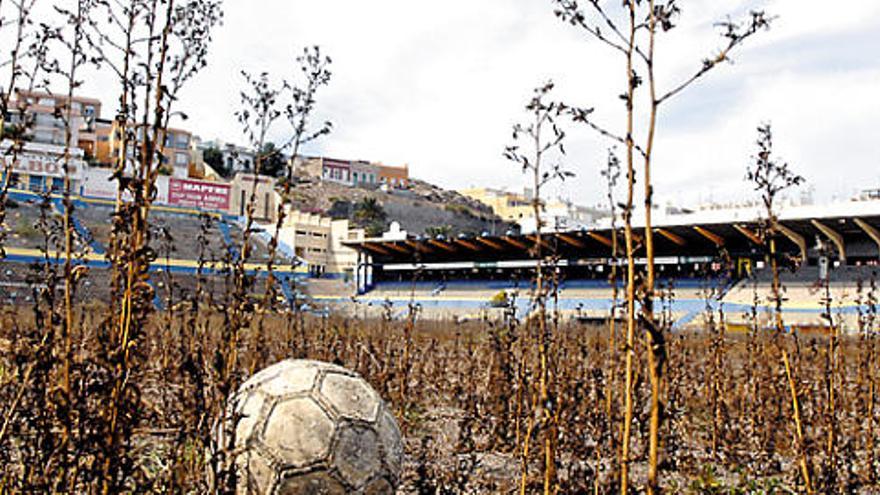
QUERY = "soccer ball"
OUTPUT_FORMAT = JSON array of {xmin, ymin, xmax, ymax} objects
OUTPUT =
[{"xmin": 223, "ymin": 359, "xmax": 403, "ymax": 494}]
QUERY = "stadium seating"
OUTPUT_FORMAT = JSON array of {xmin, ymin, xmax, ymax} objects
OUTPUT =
[
  {"xmin": 1, "ymin": 193, "xmax": 300, "ymax": 310},
  {"xmin": 3, "ymin": 198, "xmax": 60, "ymax": 250},
  {"xmin": 724, "ymin": 264, "xmax": 878, "ymax": 307},
  {"xmin": 53, "ymin": 199, "xmax": 288, "ymax": 264},
  {"xmin": 364, "ymin": 275, "xmax": 731, "ymax": 304}
]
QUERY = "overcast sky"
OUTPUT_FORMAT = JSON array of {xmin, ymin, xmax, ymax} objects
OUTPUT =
[{"xmin": 83, "ymin": 0, "xmax": 880, "ymax": 209}]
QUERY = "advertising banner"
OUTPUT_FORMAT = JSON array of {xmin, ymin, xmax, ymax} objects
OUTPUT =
[
  {"xmin": 80, "ymin": 166, "xmax": 120, "ymax": 199},
  {"xmin": 167, "ymin": 177, "xmax": 230, "ymax": 210},
  {"xmin": 0, "ymin": 151, "xmax": 80, "ymax": 178}
]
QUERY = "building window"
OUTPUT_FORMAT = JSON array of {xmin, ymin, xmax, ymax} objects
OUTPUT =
[
  {"xmin": 28, "ymin": 175, "xmax": 45, "ymax": 192},
  {"xmin": 175, "ymin": 152, "xmax": 189, "ymax": 166},
  {"xmin": 35, "ymin": 114, "xmax": 56, "ymax": 127},
  {"xmin": 176, "ymin": 133, "xmax": 189, "ymax": 148},
  {"xmin": 33, "ymin": 130, "xmax": 50, "ymax": 143}
]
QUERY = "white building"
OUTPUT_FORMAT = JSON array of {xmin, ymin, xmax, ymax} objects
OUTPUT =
[
  {"xmin": 518, "ymin": 199, "xmax": 596, "ymax": 234},
  {"xmin": 195, "ymin": 138, "xmax": 258, "ymax": 175},
  {"xmin": 265, "ymin": 208, "xmax": 366, "ymax": 278},
  {"xmin": 0, "ymin": 140, "xmax": 86, "ymax": 193}
]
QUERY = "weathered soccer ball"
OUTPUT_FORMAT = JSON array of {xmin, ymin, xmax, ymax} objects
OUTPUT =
[{"xmin": 224, "ymin": 359, "xmax": 403, "ymax": 494}]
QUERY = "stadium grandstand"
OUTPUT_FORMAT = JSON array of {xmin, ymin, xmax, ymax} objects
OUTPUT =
[
  {"xmin": 342, "ymin": 200, "xmax": 880, "ymax": 329},
  {"xmin": 0, "ymin": 189, "xmax": 307, "ymax": 308}
]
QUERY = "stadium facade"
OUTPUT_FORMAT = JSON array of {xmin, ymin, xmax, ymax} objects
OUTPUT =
[{"xmin": 343, "ymin": 199, "xmax": 880, "ymax": 328}]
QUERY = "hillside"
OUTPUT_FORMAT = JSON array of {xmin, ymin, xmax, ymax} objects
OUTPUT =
[{"xmin": 287, "ymin": 177, "xmax": 516, "ymax": 237}]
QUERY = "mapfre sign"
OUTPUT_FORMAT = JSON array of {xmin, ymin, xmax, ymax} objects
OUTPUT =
[
  {"xmin": 167, "ymin": 178, "xmax": 230, "ymax": 210},
  {"xmin": 0, "ymin": 152, "xmax": 79, "ymax": 178}
]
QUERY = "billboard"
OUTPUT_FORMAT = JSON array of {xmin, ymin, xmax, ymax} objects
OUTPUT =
[
  {"xmin": 0, "ymin": 151, "xmax": 80, "ymax": 178},
  {"xmin": 167, "ymin": 178, "xmax": 230, "ymax": 210},
  {"xmin": 80, "ymin": 166, "xmax": 124, "ymax": 200}
]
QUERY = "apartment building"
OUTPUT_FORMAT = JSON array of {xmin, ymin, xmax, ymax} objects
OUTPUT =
[
  {"xmin": 161, "ymin": 128, "xmax": 193, "ymax": 178},
  {"xmin": 460, "ymin": 187, "xmax": 533, "ymax": 222},
  {"xmin": 350, "ymin": 160, "xmax": 378, "ymax": 186},
  {"xmin": 377, "ymin": 163, "xmax": 409, "ymax": 188},
  {"xmin": 91, "ymin": 121, "xmax": 193, "ymax": 179},
  {"xmin": 194, "ymin": 138, "xmax": 257, "ymax": 176},
  {"xmin": 0, "ymin": 90, "xmax": 96, "ymax": 193},
  {"xmin": 517, "ymin": 200, "xmax": 596, "ymax": 233},
  {"xmin": 321, "ymin": 158, "xmax": 352, "ymax": 185},
  {"xmin": 462, "ymin": 187, "xmax": 595, "ymax": 233},
  {"xmin": 6, "ymin": 90, "xmax": 101, "ymax": 147},
  {"xmin": 276, "ymin": 209, "xmax": 365, "ymax": 278},
  {"xmin": 2, "ymin": 90, "xmax": 199, "ymax": 180},
  {"xmin": 0, "ymin": 140, "xmax": 86, "ymax": 193},
  {"xmin": 292, "ymin": 156, "xmax": 350, "ymax": 184},
  {"xmin": 295, "ymin": 156, "xmax": 405, "ymax": 189}
]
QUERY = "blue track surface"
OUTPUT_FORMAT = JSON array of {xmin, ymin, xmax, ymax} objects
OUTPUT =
[
  {"xmin": 51, "ymin": 198, "xmax": 106, "ymax": 255},
  {"xmin": 217, "ymin": 219, "xmax": 238, "ymax": 259}
]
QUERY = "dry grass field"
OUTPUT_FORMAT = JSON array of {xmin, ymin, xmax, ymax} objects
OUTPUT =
[{"xmin": 2, "ymin": 299, "xmax": 878, "ymax": 493}]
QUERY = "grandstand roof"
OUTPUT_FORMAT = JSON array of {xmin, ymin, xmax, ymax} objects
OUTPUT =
[{"xmin": 345, "ymin": 211, "xmax": 880, "ymax": 265}]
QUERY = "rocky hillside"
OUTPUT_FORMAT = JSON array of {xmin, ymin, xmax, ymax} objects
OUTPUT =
[{"xmin": 287, "ymin": 177, "xmax": 515, "ymax": 237}]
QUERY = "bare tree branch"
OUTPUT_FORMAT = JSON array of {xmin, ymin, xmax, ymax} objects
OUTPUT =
[{"xmin": 657, "ymin": 11, "xmax": 772, "ymax": 105}]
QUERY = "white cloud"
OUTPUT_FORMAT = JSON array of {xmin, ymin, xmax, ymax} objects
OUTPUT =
[
  {"xmin": 6, "ymin": 0, "xmax": 877, "ymax": 210},
  {"xmin": 655, "ymin": 66, "xmax": 880, "ymax": 205}
]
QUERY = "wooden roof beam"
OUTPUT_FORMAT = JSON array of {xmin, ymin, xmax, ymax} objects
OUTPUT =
[
  {"xmin": 855, "ymin": 218, "xmax": 880, "ymax": 258},
  {"xmin": 693, "ymin": 226, "xmax": 725, "ymax": 247},
  {"xmin": 557, "ymin": 233, "xmax": 587, "ymax": 249},
  {"xmin": 655, "ymin": 228, "xmax": 685, "ymax": 247},
  {"xmin": 428, "ymin": 239, "xmax": 457, "ymax": 253},
  {"xmin": 475, "ymin": 237, "xmax": 505, "ymax": 250},
  {"xmin": 733, "ymin": 224, "xmax": 762, "ymax": 246},
  {"xmin": 586, "ymin": 231, "xmax": 613, "ymax": 248},
  {"xmin": 405, "ymin": 240, "xmax": 434, "ymax": 254},
  {"xmin": 812, "ymin": 219, "xmax": 846, "ymax": 262},
  {"xmin": 528, "ymin": 235, "xmax": 552, "ymax": 249},
  {"xmin": 362, "ymin": 243, "xmax": 392, "ymax": 256},
  {"xmin": 454, "ymin": 239, "xmax": 482, "ymax": 251},
  {"xmin": 776, "ymin": 222, "xmax": 807, "ymax": 263},
  {"xmin": 503, "ymin": 236, "xmax": 528, "ymax": 250},
  {"xmin": 383, "ymin": 242, "xmax": 412, "ymax": 255}
]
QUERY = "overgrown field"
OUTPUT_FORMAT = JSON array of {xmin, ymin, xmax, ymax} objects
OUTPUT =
[{"xmin": 1, "ymin": 303, "xmax": 878, "ymax": 493}]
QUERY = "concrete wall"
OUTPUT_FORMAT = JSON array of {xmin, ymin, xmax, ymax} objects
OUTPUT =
[{"xmin": 230, "ymin": 173, "xmax": 278, "ymax": 221}]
